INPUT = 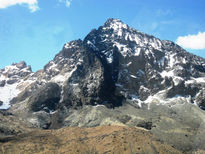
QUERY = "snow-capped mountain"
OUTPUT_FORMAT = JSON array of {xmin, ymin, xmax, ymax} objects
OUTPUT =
[
  {"xmin": 0, "ymin": 61, "xmax": 33, "ymax": 109},
  {"xmin": 1, "ymin": 18, "xmax": 205, "ymax": 127},
  {"xmin": 2, "ymin": 19, "xmax": 205, "ymax": 153},
  {"xmin": 84, "ymin": 18, "xmax": 205, "ymax": 109}
]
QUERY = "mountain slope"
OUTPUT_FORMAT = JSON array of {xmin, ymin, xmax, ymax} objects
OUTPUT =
[
  {"xmin": 0, "ymin": 125, "xmax": 182, "ymax": 154},
  {"xmin": 0, "ymin": 18, "xmax": 205, "ymax": 127},
  {"xmin": 1, "ymin": 18, "xmax": 205, "ymax": 153}
]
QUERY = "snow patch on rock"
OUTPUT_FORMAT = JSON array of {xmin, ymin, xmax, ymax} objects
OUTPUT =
[{"xmin": 0, "ymin": 83, "xmax": 20, "ymax": 109}]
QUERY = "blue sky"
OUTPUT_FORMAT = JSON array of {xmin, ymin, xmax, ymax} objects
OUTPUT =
[{"xmin": 0, "ymin": 0, "xmax": 205, "ymax": 71}]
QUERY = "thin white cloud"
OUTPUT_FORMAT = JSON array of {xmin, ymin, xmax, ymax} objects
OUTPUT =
[
  {"xmin": 176, "ymin": 32, "xmax": 205, "ymax": 50},
  {"xmin": 0, "ymin": 0, "xmax": 39, "ymax": 12},
  {"xmin": 151, "ymin": 22, "xmax": 158, "ymax": 31},
  {"xmin": 59, "ymin": 0, "xmax": 72, "ymax": 8},
  {"xmin": 156, "ymin": 9, "xmax": 172, "ymax": 16}
]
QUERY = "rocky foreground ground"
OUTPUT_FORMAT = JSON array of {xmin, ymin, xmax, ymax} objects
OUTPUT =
[
  {"xmin": 1, "ymin": 102, "xmax": 205, "ymax": 154},
  {"xmin": 0, "ymin": 125, "xmax": 183, "ymax": 154}
]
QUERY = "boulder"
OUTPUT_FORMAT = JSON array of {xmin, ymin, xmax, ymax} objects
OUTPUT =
[
  {"xmin": 195, "ymin": 89, "xmax": 205, "ymax": 110},
  {"xmin": 0, "ymin": 80, "xmax": 5, "ymax": 87},
  {"xmin": 7, "ymin": 79, "xmax": 18, "ymax": 85}
]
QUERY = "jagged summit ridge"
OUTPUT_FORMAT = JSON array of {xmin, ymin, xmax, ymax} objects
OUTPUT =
[
  {"xmin": 0, "ymin": 61, "xmax": 33, "ymax": 109},
  {"xmin": 103, "ymin": 18, "xmax": 128, "ymax": 35},
  {"xmin": 84, "ymin": 18, "xmax": 164, "ymax": 63}
]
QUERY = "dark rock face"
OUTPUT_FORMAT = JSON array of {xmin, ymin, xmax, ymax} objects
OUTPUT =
[
  {"xmin": 166, "ymin": 81, "xmax": 199, "ymax": 98},
  {"xmin": 0, "ymin": 80, "xmax": 5, "ymax": 87},
  {"xmin": 61, "ymin": 45, "xmax": 122, "ymax": 108},
  {"xmin": 7, "ymin": 79, "xmax": 18, "ymax": 85},
  {"xmin": 0, "ymin": 101, "xmax": 3, "ymax": 106},
  {"xmin": 62, "ymin": 51, "xmax": 104, "ymax": 107},
  {"xmin": 41, "ymin": 40, "xmax": 122, "ymax": 109},
  {"xmin": 29, "ymin": 82, "xmax": 61, "ymax": 113},
  {"xmin": 52, "ymin": 40, "xmax": 106, "ymax": 108},
  {"xmin": 195, "ymin": 89, "xmax": 205, "ymax": 110},
  {"xmin": 16, "ymin": 61, "xmax": 27, "ymax": 69}
]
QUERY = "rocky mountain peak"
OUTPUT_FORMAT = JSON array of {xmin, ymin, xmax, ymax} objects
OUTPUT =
[
  {"xmin": 1, "ymin": 19, "xmax": 205, "ymax": 153},
  {"xmin": 1, "ymin": 18, "xmax": 205, "ymax": 127},
  {"xmin": 15, "ymin": 61, "xmax": 29, "ymax": 69},
  {"xmin": 104, "ymin": 18, "xmax": 123, "ymax": 24},
  {"xmin": 84, "ymin": 19, "xmax": 164, "ymax": 65},
  {"xmin": 0, "ymin": 61, "xmax": 32, "ymax": 86},
  {"xmin": 0, "ymin": 61, "xmax": 33, "ymax": 109},
  {"xmin": 103, "ymin": 18, "xmax": 128, "ymax": 30},
  {"xmin": 84, "ymin": 19, "xmax": 205, "ymax": 110}
]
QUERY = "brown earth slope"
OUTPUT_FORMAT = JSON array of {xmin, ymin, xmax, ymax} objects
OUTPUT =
[{"xmin": 0, "ymin": 125, "xmax": 182, "ymax": 154}]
